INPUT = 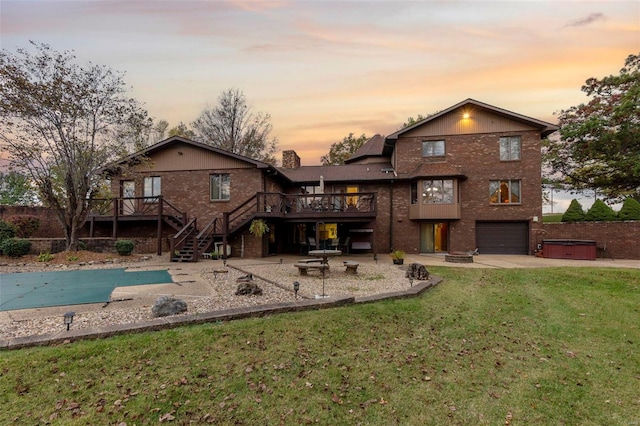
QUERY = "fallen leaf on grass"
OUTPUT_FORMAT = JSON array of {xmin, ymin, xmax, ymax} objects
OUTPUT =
[{"xmin": 159, "ymin": 412, "xmax": 175, "ymax": 422}]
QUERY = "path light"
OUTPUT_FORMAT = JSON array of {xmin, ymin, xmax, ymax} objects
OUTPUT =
[
  {"xmin": 408, "ymin": 277, "xmax": 414, "ymax": 287},
  {"xmin": 293, "ymin": 281, "xmax": 300, "ymax": 299},
  {"xmin": 223, "ymin": 259, "xmax": 227, "ymax": 267},
  {"xmin": 280, "ymin": 258, "xmax": 283, "ymax": 264},
  {"xmin": 373, "ymin": 254, "xmax": 378, "ymax": 264},
  {"xmin": 63, "ymin": 311, "xmax": 75, "ymax": 331}
]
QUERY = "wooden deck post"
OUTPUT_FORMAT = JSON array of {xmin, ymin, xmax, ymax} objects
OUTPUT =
[{"xmin": 157, "ymin": 196, "xmax": 163, "ymax": 255}]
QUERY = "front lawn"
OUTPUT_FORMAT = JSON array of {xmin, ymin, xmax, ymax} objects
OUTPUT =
[{"xmin": 1, "ymin": 267, "xmax": 639, "ymax": 425}]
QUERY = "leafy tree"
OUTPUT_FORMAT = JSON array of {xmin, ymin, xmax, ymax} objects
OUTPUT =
[
  {"xmin": 546, "ymin": 53, "xmax": 640, "ymax": 201},
  {"xmin": 0, "ymin": 170, "xmax": 38, "ymax": 205},
  {"xmin": 618, "ymin": 197, "xmax": 640, "ymax": 220},
  {"xmin": 561, "ymin": 199, "xmax": 586, "ymax": 222},
  {"xmin": 0, "ymin": 42, "xmax": 148, "ymax": 251},
  {"xmin": 168, "ymin": 122, "xmax": 196, "ymax": 139},
  {"xmin": 152, "ymin": 119, "xmax": 169, "ymax": 143},
  {"xmin": 585, "ymin": 199, "xmax": 617, "ymax": 221},
  {"xmin": 191, "ymin": 88, "xmax": 278, "ymax": 163},
  {"xmin": 320, "ymin": 133, "xmax": 368, "ymax": 165},
  {"xmin": 402, "ymin": 114, "xmax": 426, "ymax": 129}
]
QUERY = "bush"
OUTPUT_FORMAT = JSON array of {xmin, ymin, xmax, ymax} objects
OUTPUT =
[
  {"xmin": 561, "ymin": 199, "xmax": 586, "ymax": 222},
  {"xmin": 38, "ymin": 251, "xmax": 54, "ymax": 262},
  {"xmin": 618, "ymin": 197, "xmax": 640, "ymax": 220},
  {"xmin": 0, "ymin": 220, "xmax": 17, "ymax": 245},
  {"xmin": 7, "ymin": 215, "xmax": 40, "ymax": 238},
  {"xmin": 115, "ymin": 239, "xmax": 135, "ymax": 256},
  {"xmin": 1, "ymin": 238, "xmax": 32, "ymax": 258},
  {"xmin": 585, "ymin": 199, "xmax": 617, "ymax": 221}
]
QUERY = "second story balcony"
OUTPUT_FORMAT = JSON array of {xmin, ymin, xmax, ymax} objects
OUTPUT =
[{"xmin": 250, "ymin": 192, "xmax": 377, "ymax": 221}]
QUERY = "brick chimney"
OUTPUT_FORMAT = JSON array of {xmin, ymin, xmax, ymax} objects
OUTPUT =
[{"xmin": 282, "ymin": 150, "xmax": 301, "ymax": 169}]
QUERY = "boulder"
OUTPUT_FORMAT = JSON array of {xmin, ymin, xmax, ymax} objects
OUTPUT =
[
  {"xmin": 236, "ymin": 282, "xmax": 263, "ymax": 296},
  {"xmin": 405, "ymin": 263, "xmax": 430, "ymax": 281},
  {"xmin": 151, "ymin": 296, "xmax": 187, "ymax": 317}
]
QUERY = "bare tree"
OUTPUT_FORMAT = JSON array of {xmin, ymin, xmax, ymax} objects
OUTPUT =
[
  {"xmin": 192, "ymin": 88, "xmax": 278, "ymax": 163},
  {"xmin": 0, "ymin": 41, "xmax": 149, "ymax": 250}
]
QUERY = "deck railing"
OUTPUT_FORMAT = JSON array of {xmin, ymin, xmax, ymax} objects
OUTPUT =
[
  {"xmin": 89, "ymin": 196, "xmax": 187, "ymax": 223},
  {"xmin": 257, "ymin": 192, "xmax": 376, "ymax": 215}
]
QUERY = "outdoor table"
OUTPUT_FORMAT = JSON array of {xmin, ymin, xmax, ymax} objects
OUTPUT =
[{"xmin": 308, "ymin": 249, "xmax": 342, "ymax": 265}]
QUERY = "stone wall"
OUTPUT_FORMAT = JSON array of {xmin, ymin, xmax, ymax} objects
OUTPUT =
[{"xmin": 541, "ymin": 221, "xmax": 640, "ymax": 259}]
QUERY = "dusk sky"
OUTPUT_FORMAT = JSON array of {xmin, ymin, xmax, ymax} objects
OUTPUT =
[{"xmin": 1, "ymin": 1, "xmax": 639, "ymax": 210}]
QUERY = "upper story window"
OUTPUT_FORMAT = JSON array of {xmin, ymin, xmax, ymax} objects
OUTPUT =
[
  {"xmin": 422, "ymin": 140, "xmax": 445, "ymax": 157},
  {"xmin": 143, "ymin": 176, "xmax": 161, "ymax": 202},
  {"xmin": 412, "ymin": 179, "xmax": 454, "ymax": 204},
  {"xmin": 499, "ymin": 136, "xmax": 521, "ymax": 161},
  {"xmin": 489, "ymin": 179, "xmax": 521, "ymax": 204},
  {"xmin": 210, "ymin": 174, "xmax": 230, "ymax": 201},
  {"xmin": 423, "ymin": 179, "xmax": 454, "ymax": 204}
]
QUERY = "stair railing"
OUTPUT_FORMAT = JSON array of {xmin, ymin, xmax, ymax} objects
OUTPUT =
[
  {"xmin": 170, "ymin": 217, "xmax": 197, "ymax": 262},
  {"xmin": 195, "ymin": 217, "xmax": 220, "ymax": 254},
  {"xmin": 226, "ymin": 194, "xmax": 259, "ymax": 232}
]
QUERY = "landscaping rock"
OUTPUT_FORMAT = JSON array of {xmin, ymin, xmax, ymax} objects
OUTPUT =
[
  {"xmin": 151, "ymin": 296, "xmax": 187, "ymax": 317},
  {"xmin": 236, "ymin": 282, "xmax": 263, "ymax": 296},
  {"xmin": 405, "ymin": 263, "xmax": 430, "ymax": 280}
]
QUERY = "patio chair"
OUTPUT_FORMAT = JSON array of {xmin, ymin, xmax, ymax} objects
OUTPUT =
[
  {"xmin": 308, "ymin": 237, "xmax": 317, "ymax": 250},
  {"xmin": 339, "ymin": 237, "xmax": 351, "ymax": 254}
]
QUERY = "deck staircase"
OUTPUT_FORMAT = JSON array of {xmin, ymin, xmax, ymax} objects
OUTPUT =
[{"xmin": 169, "ymin": 194, "xmax": 261, "ymax": 262}]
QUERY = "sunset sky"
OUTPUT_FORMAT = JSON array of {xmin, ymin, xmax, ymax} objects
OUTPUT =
[
  {"xmin": 2, "ymin": 0, "xmax": 638, "ymax": 163},
  {"xmin": 1, "ymin": 1, "xmax": 639, "ymax": 209}
]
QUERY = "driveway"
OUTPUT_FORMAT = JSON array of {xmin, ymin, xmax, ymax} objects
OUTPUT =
[{"xmin": 411, "ymin": 253, "xmax": 640, "ymax": 269}]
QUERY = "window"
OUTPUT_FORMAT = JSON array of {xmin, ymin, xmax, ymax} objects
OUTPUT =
[
  {"xmin": 143, "ymin": 176, "xmax": 161, "ymax": 202},
  {"xmin": 410, "ymin": 182, "xmax": 418, "ymax": 204},
  {"xmin": 489, "ymin": 180, "xmax": 521, "ymax": 204},
  {"xmin": 346, "ymin": 185, "xmax": 359, "ymax": 208},
  {"xmin": 210, "ymin": 174, "xmax": 230, "ymax": 201},
  {"xmin": 422, "ymin": 140, "xmax": 445, "ymax": 157},
  {"xmin": 423, "ymin": 179, "xmax": 454, "ymax": 204},
  {"xmin": 500, "ymin": 136, "xmax": 521, "ymax": 161}
]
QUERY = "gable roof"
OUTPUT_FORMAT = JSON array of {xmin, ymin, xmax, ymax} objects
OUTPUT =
[
  {"xmin": 386, "ymin": 98, "xmax": 559, "ymax": 140},
  {"xmin": 345, "ymin": 134, "xmax": 393, "ymax": 163},
  {"xmin": 102, "ymin": 136, "xmax": 281, "ymax": 177},
  {"xmin": 119, "ymin": 136, "xmax": 274, "ymax": 169}
]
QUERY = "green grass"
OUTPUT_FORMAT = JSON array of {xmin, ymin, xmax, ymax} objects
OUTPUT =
[
  {"xmin": 543, "ymin": 213, "xmax": 564, "ymax": 222},
  {"xmin": 1, "ymin": 267, "xmax": 639, "ymax": 425}
]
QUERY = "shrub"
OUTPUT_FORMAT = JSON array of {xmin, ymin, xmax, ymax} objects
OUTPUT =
[
  {"xmin": 7, "ymin": 215, "xmax": 40, "ymax": 238},
  {"xmin": 115, "ymin": 239, "xmax": 135, "ymax": 256},
  {"xmin": 618, "ymin": 197, "xmax": 640, "ymax": 220},
  {"xmin": 561, "ymin": 199, "xmax": 586, "ymax": 222},
  {"xmin": 585, "ymin": 199, "xmax": 617, "ymax": 221},
  {"xmin": 37, "ymin": 251, "xmax": 54, "ymax": 262},
  {"xmin": 1, "ymin": 238, "xmax": 32, "ymax": 258},
  {"xmin": 0, "ymin": 220, "xmax": 17, "ymax": 245}
]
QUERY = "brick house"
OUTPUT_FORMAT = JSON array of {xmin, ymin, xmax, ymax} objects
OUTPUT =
[{"xmin": 91, "ymin": 99, "xmax": 557, "ymax": 259}]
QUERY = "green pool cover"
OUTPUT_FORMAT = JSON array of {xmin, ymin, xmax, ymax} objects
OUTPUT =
[{"xmin": 0, "ymin": 268, "xmax": 173, "ymax": 311}]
